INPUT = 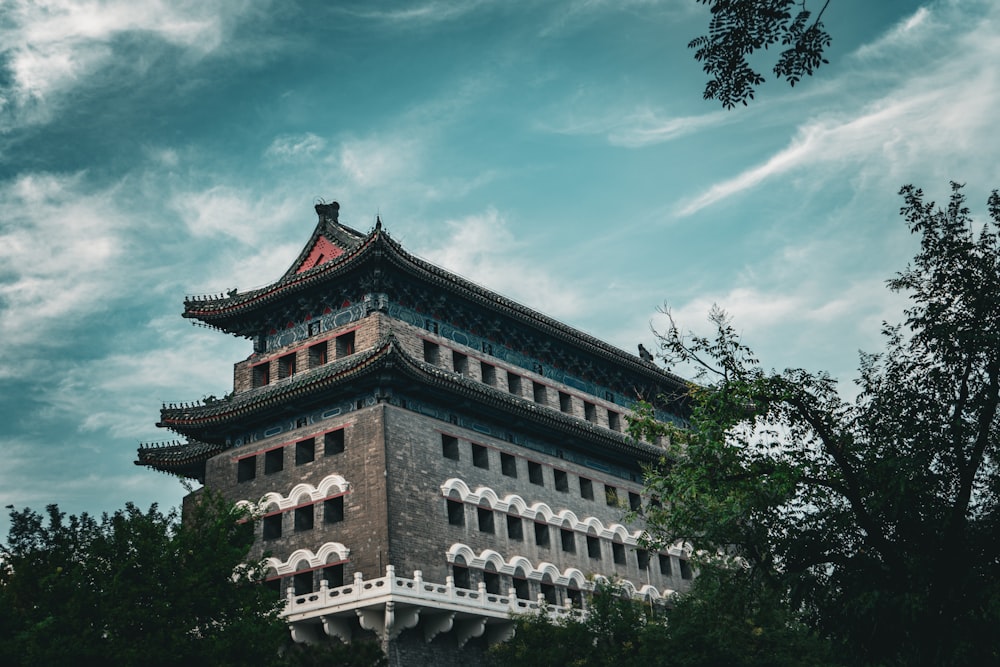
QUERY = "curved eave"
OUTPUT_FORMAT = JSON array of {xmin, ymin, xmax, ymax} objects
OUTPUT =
[
  {"xmin": 160, "ymin": 336, "xmax": 667, "ymax": 463},
  {"xmin": 135, "ymin": 439, "xmax": 225, "ymax": 481}
]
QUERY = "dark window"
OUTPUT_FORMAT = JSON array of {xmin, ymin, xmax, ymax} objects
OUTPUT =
[
  {"xmin": 560, "ymin": 528, "xmax": 576, "ymax": 553},
  {"xmin": 629, "ymin": 492, "xmax": 641, "ymax": 511},
  {"xmin": 533, "ymin": 381, "xmax": 546, "ymax": 404},
  {"xmin": 442, "ymin": 434, "xmax": 459, "ymax": 460},
  {"xmin": 534, "ymin": 522, "xmax": 550, "ymax": 548},
  {"xmin": 293, "ymin": 571, "xmax": 313, "ymax": 595},
  {"xmin": 584, "ymin": 402, "xmax": 597, "ymax": 423},
  {"xmin": 528, "ymin": 461, "xmax": 543, "ymax": 486},
  {"xmin": 567, "ymin": 587, "xmax": 582, "ymax": 607},
  {"xmin": 278, "ymin": 353, "xmax": 296, "ymax": 379},
  {"xmin": 264, "ymin": 578, "xmax": 281, "ymax": 597},
  {"xmin": 323, "ymin": 563, "xmax": 344, "ymax": 588},
  {"xmin": 452, "ymin": 351, "xmax": 468, "ymax": 375},
  {"xmin": 507, "ymin": 515, "xmax": 523, "ymax": 541},
  {"xmin": 324, "ymin": 429, "xmax": 345, "ymax": 455},
  {"xmin": 483, "ymin": 571, "xmax": 501, "ymax": 595},
  {"xmin": 237, "ymin": 456, "xmax": 256, "ymax": 482},
  {"xmin": 335, "ymin": 331, "xmax": 355, "ymax": 357},
  {"xmin": 425, "ymin": 319, "xmax": 439, "ymax": 334},
  {"xmin": 480, "ymin": 362, "xmax": 496, "ymax": 385},
  {"xmin": 453, "ymin": 565, "xmax": 470, "ymax": 589},
  {"xmin": 296, "ymin": 417, "xmax": 307, "ymax": 428},
  {"xmin": 308, "ymin": 321, "xmax": 322, "ymax": 337},
  {"xmin": 507, "ymin": 374, "xmax": 522, "ymax": 395},
  {"xmin": 608, "ymin": 411, "xmax": 621, "ymax": 431},
  {"xmin": 554, "ymin": 469, "xmax": 569, "ymax": 492},
  {"xmin": 252, "ymin": 363, "xmax": 270, "ymax": 387},
  {"xmin": 605, "ymin": 485, "xmax": 618, "ymax": 507},
  {"xmin": 295, "ymin": 438, "xmax": 315, "ymax": 465},
  {"xmin": 324, "ymin": 496, "xmax": 344, "ymax": 524},
  {"xmin": 680, "ymin": 559, "xmax": 694, "ymax": 580},
  {"xmin": 472, "ymin": 444, "xmax": 489, "ymax": 469},
  {"xmin": 637, "ymin": 549, "xmax": 649, "ymax": 571},
  {"xmin": 481, "ymin": 341, "xmax": 494, "ymax": 355},
  {"xmin": 513, "ymin": 576, "xmax": 529, "ymax": 600},
  {"xmin": 500, "ymin": 452, "xmax": 517, "ymax": 477},
  {"xmin": 263, "ymin": 514, "xmax": 282, "ymax": 540},
  {"xmin": 264, "ymin": 448, "xmax": 283, "ymax": 474},
  {"xmin": 541, "ymin": 582, "xmax": 557, "ymax": 605},
  {"xmin": 309, "ymin": 342, "xmax": 327, "ymax": 367},
  {"xmin": 579, "ymin": 477, "xmax": 594, "ymax": 500},
  {"xmin": 447, "ymin": 500, "xmax": 464, "ymax": 526},
  {"xmin": 477, "ymin": 506, "xmax": 494, "ymax": 533},
  {"xmin": 423, "ymin": 340, "xmax": 440, "ymax": 364},
  {"xmin": 587, "ymin": 535, "xmax": 601, "ymax": 559},
  {"xmin": 559, "ymin": 391, "xmax": 572, "ymax": 413},
  {"xmin": 295, "ymin": 505, "xmax": 314, "ymax": 532},
  {"xmin": 613, "ymin": 542, "xmax": 625, "ymax": 565},
  {"xmin": 659, "ymin": 554, "xmax": 672, "ymax": 576},
  {"xmin": 533, "ymin": 362, "xmax": 544, "ymax": 376}
]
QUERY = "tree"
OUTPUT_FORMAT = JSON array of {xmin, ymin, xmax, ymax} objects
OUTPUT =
[
  {"xmin": 631, "ymin": 183, "xmax": 1000, "ymax": 665},
  {"xmin": 689, "ymin": 0, "xmax": 832, "ymax": 108}
]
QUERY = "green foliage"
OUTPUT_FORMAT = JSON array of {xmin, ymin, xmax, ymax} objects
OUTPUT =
[
  {"xmin": 632, "ymin": 183, "xmax": 1000, "ymax": 665},
  {"xmin": 690, "ymin": 0, "xmax": 832, "ymax": 108}
]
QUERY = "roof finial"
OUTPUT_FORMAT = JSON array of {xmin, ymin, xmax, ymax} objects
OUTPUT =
[
  {"xmin": 375, "ymin": 215, "xmax": 382, "ymax": 231},
  {"xmin": 315, "ymin": 200, "xmax": 340, "ymax": 223}
]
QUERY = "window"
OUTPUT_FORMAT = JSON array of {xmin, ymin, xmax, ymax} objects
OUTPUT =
[
  {"xmin": 605, "ymin": 485, "xmax": 618, "ymax": 507},
  {"xmin": 483, "ymin": 571, "xmax": 501, "ymax": 595},
  {"xmin": 477, "ymin": 506, "xmax": 494, "ymax": 533},
  {"xmin": 528, "ymin": 461, "xmax": 544, "ymax": 486},
  {"xmin": 252, "ymin": 363, "xmax": 270, "ymax": 387},
  {"xmin": 264, "ymin": 448, "xmax": 284, "ymax": 474},
  {"xmin": 554, "ymin": 469, "xmax": 569, "ymax": 492},
  {"xmin": 453, "ymin": 565, "xmax": 470, "ymax": 589},
  {"xmin": 472, "ymin": 444, "xmax": 489, "ymax": 469},
  {"xmin": 263, "ymin": 514, "xmax": 282, "ymax": 540},
  {"xmin": 324, "ymin": 496, "xmax": 344, "ymax": 524},
  {"xmin": 324, "ymin": 563, "xmax": 344, "ymax": 588},
  {"xmin": 541, "ymin": 582, "xmax": 557, "ymax": 605},
  {"xmin": 442, "ymin": 434, "xmax": 459, "ymax": 460},
  {"xmin": 607, "ymin": 411, "xmax": 621, "ymax": 431},
  {"xmin": 295, "ymin": 438, "xmax": 315, "ymax": 465},
  {"xmin": 308, "ymin": 321, "xmax": 322, "ymax": 337},
  {"xmin": 237, "ymin": 456, "xmax": 256, "ymax": 482},
  {"xmin": 335, "ymin": 331, "xmax": 355, "ymax": 357},
  {"xmin": 659, "ymin": 554, "xmax": 672, "ymax": 576},
  {"xmin": 534, "ymin": 522, "xmax": 550, "ymax": 548},
  {"xmin": 452, "ymin": 351, "xmax": 468, "ymax": 375},
  {"xmin": 308, "ymin": 342, "xmax": 327, "ymax": 367},
  {"xmin": 533, "ymin": 381, "xmax": 546, "ymax": 404},
  {"xmin": 559, "ymin": 391, "xmax": 572, "ymax": 413},
  {"xmin": 560, "ymin": 528, "xmax": 576, "ymax": 553},
  {"xmin": 506, "ymin": 515, "xmax": 523, "ymax": 541},
  {"xmin": 680, "ymin": 559, "xmax": 694, "ymax": 580},
  {"xmin": 480, "ymin": 362, "xmax": 496, "ymax": 386},
  {"xmin": 293, "ymin": 571, "xmax": 312, "ymax": 595},
  {"xmin": 613, "ymin": 542, "xmax": 625, "ymax": 565},
  {"xmin": 629, "ymin": 492, "xmax": 641, "ymax": 512},
  {"xmin": 278, "ymin": 353, "xmax": 296, "ymax": 379},
  {"xmin": 324, "ymin": 429, "xmax": 345, "ymax": 455},
  {"xmin": 579, "ymin": 477, "xmax": 594, "ymax": 500},
  {"xmin": 295, "ymin": 505, "xmax": 314, "ymax": 532},
  {"xmin": 567, "ymin": 587, "xmax": 582, "ymax": 608},
  {"xmin": 513, "ymin": 575, "xmax": 529, "ymax": 600},
  {"xmin": 584, "ymin": 401, "xmax": 597, "ymax": 423},
  {"xmin": 447, "ymin": 500, "xmax": 464, "ymax": 526},
  {"xmin": 481, "ymin": 341, "xmax": 494, "ymax": 355},
  {"xmin": 587, "ymin": 535, "xmax": 601, "ymax": 559},
  {"xmin": 423, "ymin": 340, "xmax": 440, "ymax": 364},
  {"xmin": 637, "ymin": 549, "xmax": 650, "ymax": 571},
  {"xmin": 500, "ymin": 452, "xmax": 517, "ymax": 477},
  {"xmin": 507, "ymin": 374, "xmax": 522, "ymax": 395}
]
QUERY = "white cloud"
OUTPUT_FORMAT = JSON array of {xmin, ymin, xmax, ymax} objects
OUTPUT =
[
  {"xmin": 265, "ymin": 133, "xmax": 327, "ymax": 161},
  {"xmin": 335, "ymin": 0, "xmax": 499, "ymax": 25},
  {"xmin": 540, "ymin": 105, "xmax": 730, "ymax": 147},
  {"xmin": 336, "ymin": 135, "xmax": 422, "ymax": 189},
  {"xmin": 170, "ymin": 185, "xmax": 299, "ymax": 245}
]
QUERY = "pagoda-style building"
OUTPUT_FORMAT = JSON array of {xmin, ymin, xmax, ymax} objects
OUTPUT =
[{"xmin": 137, "ymin": 201, "xmax": 693, "ymax": 665}]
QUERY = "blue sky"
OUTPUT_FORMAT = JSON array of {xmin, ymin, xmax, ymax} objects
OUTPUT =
[{"xmin": 2, "ymin": 0, "xmax": 998, "ymax": 534}]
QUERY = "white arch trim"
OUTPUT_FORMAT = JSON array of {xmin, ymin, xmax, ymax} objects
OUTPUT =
[
  {"xmin": 265, "ymin": 541, "xmax": 350, "ymax": 575},
  {"xmin": 237, "ymin": 474, "xmax": 351, "ymax": 513}
]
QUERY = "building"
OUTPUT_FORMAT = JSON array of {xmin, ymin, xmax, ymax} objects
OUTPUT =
[{"xmin": 137, "ymin": 201, "xmax": 693, "ymax": 665}]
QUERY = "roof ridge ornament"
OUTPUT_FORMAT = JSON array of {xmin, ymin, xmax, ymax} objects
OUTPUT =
[{"xmin": 314, "ymin": 200, "xmax": 340, "ymax": 223}]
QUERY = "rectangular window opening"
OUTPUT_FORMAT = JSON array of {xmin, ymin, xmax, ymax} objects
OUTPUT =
[
  {"xmin": 252, "ymin": 363, "xmax": 270, "ymax": 388},
  {"xmin": 324, "ymin": 429, "xmax": 345, "ymax": 455},
  {"xmin": 560, "ymin": 528, "xmax": 576, "ymax": 553},
  {"xmin": 579, "ymin": 477, "xmax": 594, "ymax": 500},
  {"xmin": 680, "ymin": 560, "xmax": 694, "ymax": 580},
  {"xmin": 237, "ymin": 456, "xmax": 256, "ymax": 483},
  {"xmin": 605, "ymin": 485, "xmax": 619, "ymax": 507},
  {"xmin": 542, "ymin": 583, "xmax": 557, "ymax": 605},
  {"xmin": 442, "ymin": 434, "xmax": 459, "ymax": 460},
  {"xmin": 308, "ymin": 342, "xmax": 327, "ymax": 368},
  {"xmin": 534, "ymin": 522, "xmax": 550, "ymax": 548},
  {"xmin": 264, "ymin": 448, "xmax": 284, "ymax": 475},
  {"xmin": 293, "ymin": 571, "xmax": 312, "ymax": 595},
  {"xmin": 637, "ymin": 549, "xmax": 650, "ymax": 571},
  {"xmin": 513, "ymin": 578, "xmax": 529, "ymax": 600},
  {"xmin": 262, "ymin": 514, "xmax": 282, "ymax": 541},
  {"xmin": 452, "ymin": 351, "xmax": 468, "ymax": 375},
  {"xmin": 323, "ymin": 564, "xmax": 344, "ymax": 588},
  {"xmin": 447, "ymin": 500, "xmax": 465, "ymax": 526},
  {"xmin": 335, "ymin": 331, "xmax": 355, "ymax": 357},
  {"xmin": 472, "ymin": 443, "xmax": 489, "ymax": 469},
  {"xmin": 295, "ymin": 438, "xmax": 315, "ymax": 465},
  {"xmin": 528, "ymin": 461, "xmax": 544, "ymax": 486},
  {"xmin": 613, "ymin": 542, "xmax": 625, "ymax": 565},
  {"xmin": 533, "ymin": 381, "xmax": 546, "ymax": 404},
  {"xmin": 629, "ymin": 492, "xmax": 642, "ymax": 512},
  {"xmin": 559, "ymin": 391, "xmax": 572, "ymax": 414},
  {"xmin": 295, "ymin": 505, "xmax": 314, "ymax": 532},
  {"xmin": 423, "ymin": 340, "xmax": 440, "ymax": 364},
  {"xmin": 308, "ymin": 321, "xmax": 322, "ymax": 337},
  {"xmin": 608, "ymin": 410, "xmax": 621, "ymax": 431},
  {"xmin": 659, "ymin": 554, "xmax": 673, "ymax": 576},
  {"xmin": 453, "ymin": 565, "xmax": 470, "ymax": 590},
  {"xmin": 477, "ymin": 506, "xmax": 494, "ymax": 533},
  {"xmin": 324, "ymin": 496, "xmax": 344, "ymax": 524},
  {"xmin": 507, "ymin": 374, "xmax": 522, "ymax": 395},
  {"xmin": 483, "ymin": 571, "xmax": 501, "ymax": 595},
  {"xmin": 506, "ymin": 515, "xmax": 523, "ymax": 541},
  {"xmin": 500, "ymin": 452, "xmax": 517, "ymax": 478},
  {"xmin": 278, "ymin": 353, "xmax": 296, "ymax": 380},
  {"xmin": 587, "ymin": 535, "xmax": 601, "ymax": 559},
  {"xmin": 480, "ymin": 362, "xmax": 496, "ymax": 386},
  {"xmin": 554, "ymin": 469, "xmax": 569, "ymax": 492},
  {"xmin": 584, "ymin": 402, "xmax": 597, "ymax": 423}
]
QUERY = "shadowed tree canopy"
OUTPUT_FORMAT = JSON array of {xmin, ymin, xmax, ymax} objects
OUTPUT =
[
  {"xmin": 631, "ymin": 183, "xmax": 1000, "ymax": 665},
  {"xmin": 690, "ymin": 0, "xmax": 832, "ymax": 108}
]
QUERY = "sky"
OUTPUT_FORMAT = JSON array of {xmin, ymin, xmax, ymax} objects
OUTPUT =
[{"xmin": 2, "ymin": 0, "xmax": 999, "ymax": 536}]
